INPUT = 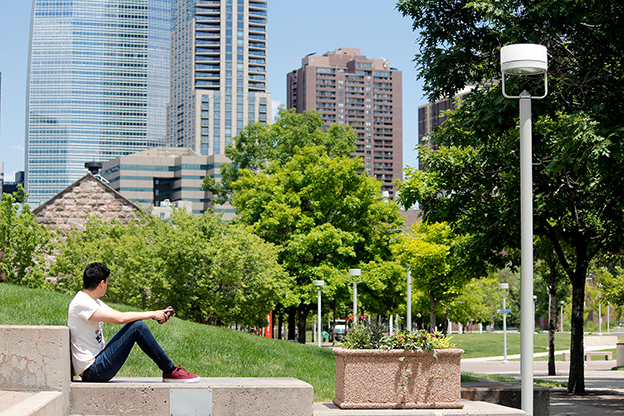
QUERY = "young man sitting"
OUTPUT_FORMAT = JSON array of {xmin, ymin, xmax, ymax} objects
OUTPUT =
[{"xmin": 68, "ymin": 262, "xmax": 199, "ymax": 383}]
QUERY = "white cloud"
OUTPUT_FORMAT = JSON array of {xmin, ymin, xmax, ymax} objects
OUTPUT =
[{"xmin": 10, "ymin": 144, "xmax": 24, "ymax": 151}]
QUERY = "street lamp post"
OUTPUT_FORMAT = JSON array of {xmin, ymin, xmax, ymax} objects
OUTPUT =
[
  {"xmin": 348, "ymin": 269, "xmax": 361, "ymax": 320},
  {"xmin": 560, "ymin": 301, "xmax": 565, "ymax": 332},
  {"xmin": 501, "ymin": 43, "xmax": 548, "ymax": 416},
  {"xmin": 314, "ymin": 280, "xmax": 325, "ymax": 348},
  {"xmin": 407, "ymin": 264, "xmax": 412, "ymax": 331},
  {"xmin": 500, "ymin": 283, "xmax": 510, "ymax": 364}
]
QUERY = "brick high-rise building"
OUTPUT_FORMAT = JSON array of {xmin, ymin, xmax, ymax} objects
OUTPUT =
[{"xmin": 287, "ymin": 48, "xmax": 402, "ymax": 199}]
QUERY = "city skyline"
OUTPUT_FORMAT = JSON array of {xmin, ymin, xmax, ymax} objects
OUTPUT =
[{"xmin": 0, "ymin": 1, "xmax": 426, "ymax": 184}]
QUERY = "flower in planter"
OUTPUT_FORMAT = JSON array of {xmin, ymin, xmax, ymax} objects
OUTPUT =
[{"xmin": 336, "ymin": 316, "xmax": 455, "ymax": 351}]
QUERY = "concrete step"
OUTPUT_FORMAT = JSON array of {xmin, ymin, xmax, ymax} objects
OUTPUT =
[
  {"xmin": 0, "ymin": 391, "xmax": 64, "ymax": 416},
  {"xmin": 70, "ymin": 377, "xmax": 313, "ymax": 416}
]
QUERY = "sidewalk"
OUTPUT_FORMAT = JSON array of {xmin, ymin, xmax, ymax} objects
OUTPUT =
[{"xmin": 461, "ymin": 354, "xmax": 624, "ymax": 415}]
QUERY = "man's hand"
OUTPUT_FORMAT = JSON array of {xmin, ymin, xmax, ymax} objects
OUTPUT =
[{"xmin": 155, "ymin": 307, "xmax": 175, "ymax": 324}]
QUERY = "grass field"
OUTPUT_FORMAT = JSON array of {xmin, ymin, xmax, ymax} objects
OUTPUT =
[{"xmin": 1, "ymin": 283, "xmax": 585, "ymax": 400}]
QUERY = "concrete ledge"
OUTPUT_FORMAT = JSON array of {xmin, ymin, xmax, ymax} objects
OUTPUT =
[
  {"xmin": 313, "ymin": 400, "xmax": 525, "ymax": 415},
  {"xmin": 70, "ymin": 377, "xmax": 314, "ymax": 416},
  {"xmin": 562, "ymin": 351, "xmax": 613, "ymax": 361},
  {"xmin": 461, "ymin": 382, "xmax": 548, "ymax": 416},
  {"xmin": 0, "ymin": 325, "xmax": 71, "ymax": 415},
  {"xmin": 0, "ymin": 391, "xmax": 64, "ymax": 416}
]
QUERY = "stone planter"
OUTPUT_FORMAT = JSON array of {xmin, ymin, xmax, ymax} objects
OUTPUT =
[{"xmin": 333, "ymin": 347, "xmax": 464, "ymax": 409}]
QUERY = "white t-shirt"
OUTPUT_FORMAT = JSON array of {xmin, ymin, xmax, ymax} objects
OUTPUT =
[{"xmin": 68, "ymin": 291, "xmax": 106, "ymax": 376}]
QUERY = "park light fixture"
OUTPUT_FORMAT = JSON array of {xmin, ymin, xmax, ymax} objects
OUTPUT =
[
  {"xmin": 499, "ymin": 283, "xmax": 510, "ymax": 364},
  {"xmin": 501, "ymin": 42, "xmax": 548, "ymax": 416},
  {"xmin": 314, "ymin": 280, "xmax": 325, "ymax": 347},
  {"xmin": 348, "ymin": 269, "xmax": 361, "ymax": 321}
]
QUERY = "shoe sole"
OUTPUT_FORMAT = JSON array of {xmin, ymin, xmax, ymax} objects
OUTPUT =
[{"xmin": 163, "ymin": 377, "xmax": 200, "ymax": 383}]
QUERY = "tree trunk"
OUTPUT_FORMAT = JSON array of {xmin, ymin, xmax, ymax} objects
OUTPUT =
[
  {"xmin": 297, "ymin": 304, "xmax": 311, "ymax": 344},
  {"xmin": 548, "ymin": 275, "xmax": 557, "ymax": 376},
  {"xmin": 287, "ymin": 305, "xmax": 296, "ymax": 340},
  {"xmin": 429, "ymin": 291, "xmax": 437, "ymax": 331},
  {"xmin": 568, "ymin": 270, "xmax": 586, "ymax": 394},
  {"xmin": 277, "ymin": 312, "xmax": 283, "ymax": 340}
]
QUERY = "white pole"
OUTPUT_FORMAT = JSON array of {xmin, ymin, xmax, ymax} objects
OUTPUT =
[
  {"xmin": 390, "ymin": 315, "xmax": 394, "ymax": 335},
  {"xmin": 317, "ymin": 288, "xmax": 322, "ymax": 347},
  {"xmin": 608, "ymin": 304, "xmax": 610, "ymax": 333},
  {"xmin": 520, "ymin": 91, "xmax": 534, "ymax": 416},
  {"xmin": 503, "ymin": 292, "xmax": 509, "ymax": 364},
  {"xmin": 353, "ymin": 281, "xmax": 357, "ymax": 321},
  {"xmin": 599, "ymin": 297, "xmax": 602, "ymax": 335},
  {"xmin": 560, "ymin": 301, "xmax": 564, "ymax": 332},
  {"xmin": 407, "ymin": 264, "xmax": 412, "ymax": 331}
]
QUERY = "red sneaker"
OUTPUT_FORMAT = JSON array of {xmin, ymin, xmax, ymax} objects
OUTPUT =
[{"xmin": 163, "ymin": 366, "xmax": 200, "ymax": 383}]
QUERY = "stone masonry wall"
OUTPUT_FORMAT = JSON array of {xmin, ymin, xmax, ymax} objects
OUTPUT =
[{"xmin": 33, "ymin": 175, "xmax": 142, "ymax": 233}]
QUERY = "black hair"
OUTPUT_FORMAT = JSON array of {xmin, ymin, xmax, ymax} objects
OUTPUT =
[{"xmin": 83, "ymin": 262, "xmax": 110, "ymax": 290}]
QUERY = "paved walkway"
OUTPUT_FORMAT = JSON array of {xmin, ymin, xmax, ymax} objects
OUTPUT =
[{"xmin": 462, "ymin": 354, "xmax": 624, "ymax": 415}]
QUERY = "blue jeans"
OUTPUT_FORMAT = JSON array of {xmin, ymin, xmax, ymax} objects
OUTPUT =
[{"xmin": 81, "ymin": 320, "xmax": 175, "ymax": 382}]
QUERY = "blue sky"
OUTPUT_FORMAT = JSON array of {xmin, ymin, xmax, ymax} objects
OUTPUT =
[{"xmin": 0, "ymin": 0, "xmax": 427, "ymax": 182}]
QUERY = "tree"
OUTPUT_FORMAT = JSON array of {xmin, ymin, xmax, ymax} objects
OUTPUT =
[
  {"xmin": 51, "ymin": 209, "xmax": 290, "ymax": 328},
  {"xmin": 397, "ymin": 0, "xmax": 624, "ymax": 393},
  {"xmin": 391, "ymin": 221, "xmax": 472, "ymax": 330},
  {"xmin": 229, "ymin": 110, "xmax": 404, "ymax": 343},
  {"xmin": 0, "ymin": 187, "xmax": 51, "ymax": 287},
  {"xmin": 203, "ymin": 107, "xmax": 357, "ymax": 204}
]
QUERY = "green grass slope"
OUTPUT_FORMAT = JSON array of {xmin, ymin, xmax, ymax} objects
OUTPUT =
[{"xmin": 0, "ymin": 283, "xmax": 336, "ymax": 401}]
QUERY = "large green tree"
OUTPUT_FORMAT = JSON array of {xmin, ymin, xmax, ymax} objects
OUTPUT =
[
  {"xmin": 229, "ymin": 110, "xmax": 404, "ymax": 343},
  {"xmin": 391, "ymin": 221, "xmax": 472, "ymax": 330},
  {"xmin": 397, "ymin": 0, "xmax": 624, "ymax": 394}
]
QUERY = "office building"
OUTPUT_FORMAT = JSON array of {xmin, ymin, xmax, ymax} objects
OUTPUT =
[
  {"xmin": 25, "ymin": 0, "xmax": 171, "ymax": 206},
  {"xmin": 101, "ymin": 147, "xmax": 234, "ymax": 218},
  {"xmin": 287, "ymin": 48, "xmax": 402, "ymax": 198},
  {"xmin": 417, "ymin": 86, "xmax": 473, "ymax": 170},
  {"xmin": 167, "ymin": 0, "xmax": 271, "ymax": 156}
]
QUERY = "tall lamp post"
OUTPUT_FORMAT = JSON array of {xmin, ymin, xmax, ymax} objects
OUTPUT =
[
  {"xmin": 560, "ymin": 301, "xmax": 565, "ymax": 332},
  {"xmin": 407, "ymin": 264, "xmax": 412, "ymax": 331},
  {"xmin": 501, "ymin": 43, "xmax": 548, "ymax": 416},
  {"xmin": 348, "ymin": 269, "xmax": 361, "ymax": 320},
  {"xmin": 314, "ymin": 280, "xmax": 325, "ymax": 348},
  {"xmin": 499, "ymin": 283, "xmax": 510, "ymax": 364}
]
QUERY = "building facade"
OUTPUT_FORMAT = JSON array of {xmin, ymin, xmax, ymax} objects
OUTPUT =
[
  {"xmin": 25, "ymin": 0, "xmax": 171, "ymax": 206},
  {"xmin": 167, "ymin": 0, "xmax": 271, "ymax": 156},
  {"xmin": 287, "ymin": 48, "xmax": 402, "ymax": 198},
  {"xmin": 100, "ymin": 146, "xmax": 234, "ymax": 218},
  {"xmin": 417, "ymin": 86, "xmax": 473, "ymax": 170}
]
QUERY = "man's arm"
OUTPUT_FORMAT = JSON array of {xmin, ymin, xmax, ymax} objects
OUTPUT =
[{"xmin": 90, "ymin": 304, "xmax": 173, "ymax": 325}]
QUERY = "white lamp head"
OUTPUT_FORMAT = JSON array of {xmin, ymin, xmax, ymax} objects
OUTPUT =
[
  {"xmin": 501, "ymin": 44, "xmax": 548, "ymax": 75},
  {"xmin": 348, "ymin": 269, "xmax": 361, "ymax": 277},
  {"xmin": 499, "ymin": 283, "xmax": 509, "ymax": 290},
  {"xmin": 500, "ymin": 43, "xmax": 548, "ymax": 99},
  {"xmin": 314, "ymin": 280, "xmax": 325, "ymax": 287}
]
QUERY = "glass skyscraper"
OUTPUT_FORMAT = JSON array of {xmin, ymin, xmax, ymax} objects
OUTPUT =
[
  {"xmin": 167, "ymin": 0, "xmax": 271, "ymax": 155},
  {"xmin": 25, "ymin": 0, "xmax": 171, "ymax": 205}
]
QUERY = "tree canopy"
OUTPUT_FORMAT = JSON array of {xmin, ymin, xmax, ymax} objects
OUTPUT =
[
  {"xmin": 228, "ymin": 109, "xmax": 404, "ymax": 342},
  {"xmin": 397, "ymin": 0, "xmax": 624, "ymax": 394}
]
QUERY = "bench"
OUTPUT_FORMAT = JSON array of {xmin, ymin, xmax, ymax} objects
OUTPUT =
[
  {"xmin": 562, "ymin": 351, "xmax": 613, "ymax": 361},
  {"xmin": 0, "ymin": 325, "xmax": 314, "ymax": 416}
]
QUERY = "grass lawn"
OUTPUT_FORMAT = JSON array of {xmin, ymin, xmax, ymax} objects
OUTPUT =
[
  {"xmin": 0, "ymin": 283, "xmax": 336, "ymax": 400},
  {"xmin": 1, "ymin": 283, "xmax": 586, "ymax": 400},
  {"xmin": 450, "ymin": 332, "xmax": 572, "ymax": 359}
]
